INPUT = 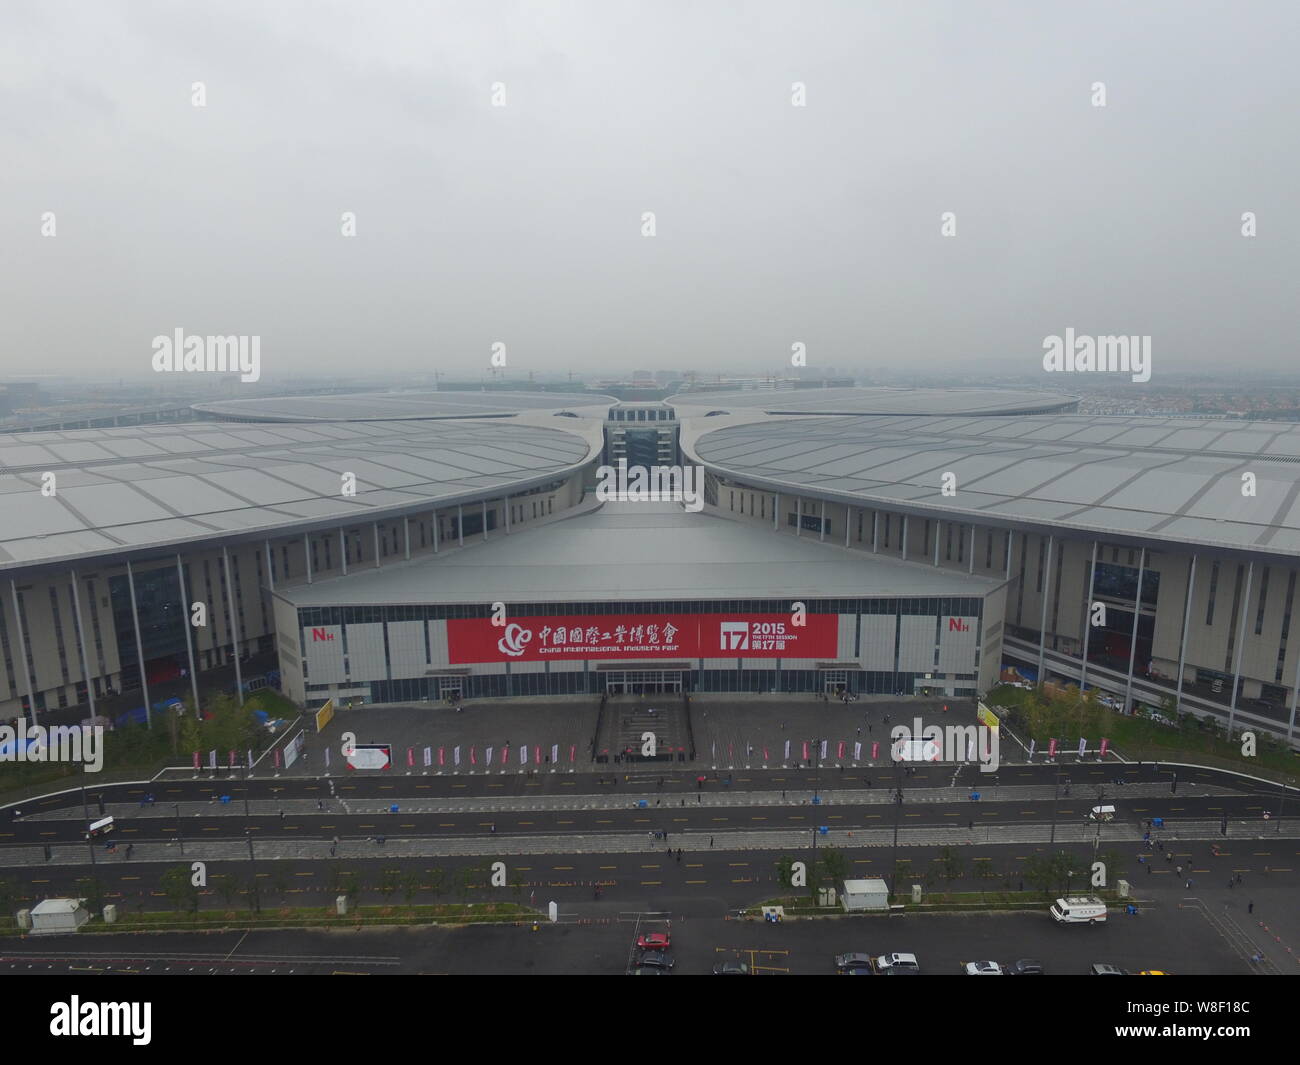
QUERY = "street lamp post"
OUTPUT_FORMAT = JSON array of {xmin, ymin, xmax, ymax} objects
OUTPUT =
[
  {"xmin": 1049, "ymin": 764, "xmax": 1062, "ymax": 844},
  {"xmin": 1279, "ymin": 778, "xmax": 1294, "ymax": 834},
  {"xmin": 888, "ymin": 760, "xmax": 903, "ymax": 898}
]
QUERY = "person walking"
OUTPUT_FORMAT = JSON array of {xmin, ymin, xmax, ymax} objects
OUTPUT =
[
  {"xmin": 1235, "ymin": 872, "xmax": 1242, "ymax": 885},
  {"xmin": 1176, "ymin": 864, "xmax": 1183, "ymax": 877},
  {"xmin": 709, "ymin": 836, "xmax": 714, "ymax": 847},
  {"xmin": 1248, "ymin": 900, "xmax": 1254, "ymax": 914}
]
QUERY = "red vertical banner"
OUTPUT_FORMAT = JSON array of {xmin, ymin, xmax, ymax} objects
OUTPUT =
[
  {"xmin": 407, "ymin": 747, "xmax": 414, "ymax": 767},
  {"xmin": 228, "ymin": 750, "xmax": 236, "ymax": 768},
  {"xmin": 802, "ymin": 742, "xmax": 809, "ymax": 761},
  {"xmin": 470, "ymin": 747, "xmax": 477, "ymax": 765},
  {"xmin": 1099, "ymin": 738, "xmax": 1109, "ymax": 757},
  {"xmin": 1048, "ymin": 738, "xmax": 1058, "ymax": 758},
  {"xmin": 837, "ymin": 741, "xmax": 845, "ymax": 759},
  {"xmin": 192, "ymin": 751, "xmax": 200, "ymax": 770},
  {"xmin": 569, "ymin": 745, "xmax": 576, "ymax": 763},
  {"xmin": 438, "ymin": 747, "xmax": 445, "ymax": 766},
  {"xmin": 871, "ymin": 742, "xmax": 879, "ymax": 759}
]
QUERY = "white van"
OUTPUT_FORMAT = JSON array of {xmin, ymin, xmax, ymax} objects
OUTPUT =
[
  {"xmin": 86, "ymin": 816, "xmax": 115, "ymax": 840},
  {"xmin": 1051, "ymin": 896, "xmax": 1107, "ymax": 924},
  {"xmin": 1088, "ymin": 805, "xmax": 1116, "ymax": 822}
]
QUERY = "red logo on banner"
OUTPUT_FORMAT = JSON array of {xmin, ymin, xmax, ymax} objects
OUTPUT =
[{"xmin": 447, "ymin": 613, "xmax": 838, "ymax": 664}]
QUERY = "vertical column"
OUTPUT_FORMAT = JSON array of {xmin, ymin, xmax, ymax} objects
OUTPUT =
[
  {"xmin": 10, "ymin": 580, "xmax": 37, "ymax": 726},
  {"xmin": 901, "ymin": 516, "xmax": 908, "ymax": 561},
  {"xmin": 1227, "ymin": 562, "xmax": 1254, "ymax": 735},
  {"xmin": 222, "ymin": 546, "xmax": 243, "ymax": 701},
  {"xmin": 67, "ymin": 569, "xmax": 96, "ymax": 717},
  {"xmin": 1174, "ymin": 555, "xmax": 1197, "ymax": 715},
  {"xmin": 1036, "ymin": 535, "xmax": 1054, "ymax": 681},
  {"xmin": 1123, "ymin": 548, "xmax": 1147, "ymax": 712},
  {"xmin": 1004, "ymin": 530, "xmax": 1013, "ymax": 579},
  {"xmin": 177, "ymin": 555, "xmax": 200, "ymax": 711},
  {"xmin": 505, "ymin": 498, "xmax": 511, "ymax": 535},
  {"xmin": 773, "ymin": 493, "xmax": 779, "ymax": 530},
  {"xmin": 339, "ymin": 528, "xmax": 348, "ymax": 576},
  {"xmin": 404, "ymin": 516, "xmax": 411, "ymax": 560},
  {"xmin": 1288, "ymin": 641, "xmax": 1299, "ymax": 743},
  {"xmin": 795, "ymin": 497, "xmax": 802, "ymax": 537},
  {"xmin": 482, "ymin": 500, "xmax": 488, "ymax": 543},
  {"xmin": 1079, "ymin": 541, "xmax": 1100, "ymax": 690},
  {"xmin": 125, "ymin": 560, "xmax": 152, "ymax": 728},
  {"xmin": 819, "ymin": 500, "xmax": 826, "ymax": 542},
  {"xmin": 844, "ymin": 507, "xmax": 851, "ymax": 547},
  {"xmin": 933, "ymin": 520, "xmax": 941, "ymax": 566},
  {"xmin": 304, "ymin": 534, "xmax": 313, "ymax": 584},
  {"xmin": 433, "ymin": 510, "xmax": 440, "ymax": 553},
  {"xmin": 265, "ymin": 540, "xmax": 274, "ymax": 591},
  {"xmin": 458, "ymin": 505, "xmax": 464, "ymax": 547},
  {"xmin": 373, "ymin": 522, "xmax": 380, "ymax": 568},
  {"xmin": 872, "ymin": 512, "xmax": 878, "ymax": 553},
  {"xmin": 968, "ymin": 526, "xmax": 975, "ymax": 575}
]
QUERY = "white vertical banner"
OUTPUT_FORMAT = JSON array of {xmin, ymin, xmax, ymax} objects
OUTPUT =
[
  {"xmin": 1078, "ymin": 738, "xmax": 1087, "ymax": 758},
  {"xmin": 711, "ymin": 741, "xmax": 716, "ymax": 761},
  {"xmin": 324, "ymin": 746, "xmax": 330, "ymax": 768},
  {"xmin": 967, "ymin": 735, "xmax": 976, "ymax": 761},
  {"xmin": 551, "ymin": 743, "xmax": 559, "ymax": 763},
  {"xmin": 423, "ymin": 746, "xmax": 432, "ymax": 767},
  {"xmin": 783, "ymin": 739, "xmax": 791, "ymax": 761},
  {"xmin": 1028, "ymin": 739, "xmax": 1036, "ymax": 760},
  {"xmin": 486, "ymin": 745, "xmax": 494, "ymax": 765},
  {"xmin": 247, "ymin": 749, "xmax": 254, "ymax": 769},
  {"xmin": 853, "ymin": 741, "xmax": 861, "ymax": 761},
  {"xmin": 453, "ymin": 745, "xmax": 461, "ymax": 766},
  {"xmin": 820, "ymin": 739, "xmax": 828, "ymax": 760},
  {"xmin": 520, "ymin": 745, "xmax": 528, "ymax": 765},
  {"xmin": 208, "ymin": 749, "xmax": 217, "ymax": 769}
]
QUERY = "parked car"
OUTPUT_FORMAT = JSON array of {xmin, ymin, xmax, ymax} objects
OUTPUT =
[
  {"xmin": 963, "ymin": 960, "xmax": 1004, "ymax": 976},
  {"xmin": 1090, "ymin": 963, "xmax": 1128, "ymax": 975},
  {"xmin": 1007, "ymin": 958, "xmax": 1045, "ymax": 975},
  {"xmin": 635, "ymin": 949, "xmax": 675, "ymax": 971},
  {"xmin": 626, "ymin": 967, "xmax": 667, "ymax": 975},
  {"xmin": 713, "ymin": 961, "xmax": 750, "ymax": 975},
  {"xmin": 874, "ymin": 952, "xmax": 921, "ymax": 974},
  {"xmin": 636, "ymin": 932, "xmax": 671, "ymax": 951},
  {"xmin": 834, "ymin": 952, "xmax": 875, "ymax": 974}
]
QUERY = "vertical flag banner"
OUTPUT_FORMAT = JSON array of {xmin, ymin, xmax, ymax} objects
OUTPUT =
[
  {"xmin": 837, "ymin": 741, "xmax": 845, "ymax": 759},
  {"xmin": 453, "ymin": 745, "xmax": 461, "ymax": 766},
  {"xmin": 500, "ymin": 746, "xmax": 508, "ymax": 765},
  {"xmin": 407, "ymin": 747, "xmax": 414, "ymax": 768},
  {"xmin": 324, "ymin": 746, "xmax": 331, "ymax": 768},
  {"xmin": 209, "ymin": 749, "xmax": 217, "ymax": 770},
  {"xmin": 485, "ymin": 745, "xmax": 493, "ymax": 765},
  {"xmin": 1028, "ymin": 739, "xmax": 1036, "ymax": 760},
  {"xmin": 424, "ymin": 746, "xmax": 432, "ymax": 767},
  {"xmin": 1099, "ymin": 738, "xmax": 1109, "ymax": 757},
  {"xmin": 470, "ymin": 747, "xmax": 477, "ymax": 765},
  {"xmin": 535, "ymin": 745, "xmax": 541, "ymax": 765},
  {"xmin": 820, "ymin": 740, "xmax": 828, "ymax": 760},
  {"xmin": 783, "ymin": 739, "xmax": 791, "ymax": 761},
  {"xmin": 1078, "ymin": 738, "xmax": 1087, "ymax": 757},
  {"xmin": 520, "ymin": 745, "xmax": 528, "ymax": 765},
  {"xmin": 192, "ymin": 751, "xmax": 200, "ymax": 770},
  {"xmin": 551, "ymin": 743, "xmax": 559, "ymax": 763},
  {"xmin": 711, "ymin": 741, "xmax": 716, "ymax": 761},
  {"xmin": 802, "ymin": 741, "xmax": 809, "ymax": 761},
  {"xmin": 853, "ymin": 741, "xmax": 861, "ymax": 761},
  {"xmin": 438, "ymin": 747, "xmax": 445, "ymax": 766},
  {"xmin": 1048, "ymin": 738, "xmax": 1058, "ymax": 758},
  {"xmin": 228, "ymin": 750, "xmax": 236, "ymax": 768},
  {"xmin": 871, "ymin": 742, "xmax": 879, "ymax": 759},
  {"xmin": 569, "ymin": 745, "xmax": 576, "ymax": 763}
]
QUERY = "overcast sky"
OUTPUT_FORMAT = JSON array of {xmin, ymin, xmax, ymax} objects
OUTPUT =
[{"xmin": 3, "ymin": 0, "xmax": 1298, "ymax": 384}]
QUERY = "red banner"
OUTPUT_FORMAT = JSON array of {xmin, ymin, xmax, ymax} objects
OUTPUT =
[{"xmin": 447, "ymin": 613, "xmax": 838, "ymax": 664}]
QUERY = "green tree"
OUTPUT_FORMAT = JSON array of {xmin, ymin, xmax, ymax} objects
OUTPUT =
[
  {"xmin": 1024, "ymin": 850, "xmax": 1076, "ymax": 898},
  {"xmin": 216, "ymin": 874, "xmax": 239, "ymax": 909},
  {"xmin": 818, "ymin": 846, "xmax": 850, "ymax": 888},
  {"xmin": 160, "ymin": 865, "xmax": 199, "ymax": 916},
  {"xmin": 378, "ymin": 868, "xmax": 400, "ymax": 904},
  {"xmin": 426, "ymin": 868, "xmax": 445, "ymax": 904},
  {"xmin": 0, "ymin": 876, "xmax": 21, "ymax": 918},
  {"xmin": 402, "ymin": 872, "xmax": 421, "ymax": 909},
  {"xmin": 776, "ymin": 855, "xmax": 796, "ymax": 890},
  {"xmin": 75, "ymin": 876, "xmax": 105, "ymax": 914},
  {"xmin": 937, "ymin": 846, "xmax": 964, "ymax": 884}
]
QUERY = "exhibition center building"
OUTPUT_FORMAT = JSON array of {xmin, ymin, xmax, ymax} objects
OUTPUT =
[{"xmin": 1, "ymin": 385, "xmax": 1297, "ymax": 746}]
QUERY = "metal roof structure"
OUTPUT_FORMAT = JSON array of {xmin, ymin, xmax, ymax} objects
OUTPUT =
[
  {"xmin": 0, "ymin": 419, "xmax": 594, "ymax": 571},
  {"xmin": 193, "ymin": 390, "xmax": 615, "ymax": 422},
  {"xmin": 688, "ymin": 414, "xmax": 1300, "ymax": 557},
  {"xmin": 667, "ymin": 386, "xmax": 1077, "ymax": 417},
  {"xmin": 277, "ymin": 502, "xmax": 999, "ymax": 607}
]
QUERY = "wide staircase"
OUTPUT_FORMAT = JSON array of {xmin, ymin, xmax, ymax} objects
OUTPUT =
[{"xmin": 594, "ymin": 694, "xmax": 689, "ymax": 763}]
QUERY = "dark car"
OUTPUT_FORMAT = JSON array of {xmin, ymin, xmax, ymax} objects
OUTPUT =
[
  {"xmin": 1007, "ymin": 958, "xmax": 1044, "ymax": 975},
  {"xmin": 626, "ymin": 967, "xmax": 668, "ymax": 975},
  {"xmin": 713, "ymin": 961, "xmax": 751, "ymax": 975},
  {"xmin": 636, "ymin": 949, "xmax": 675, "ymax": 971},
  {"xmin": 834, "ymin": 952, "xmax": 876, "ymax": 974},
  {"xmin": 1090, "ymin": 963, "xmax": 1128, "ymax": 975}
]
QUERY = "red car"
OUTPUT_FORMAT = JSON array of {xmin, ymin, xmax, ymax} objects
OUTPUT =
[{"xmin": 636, "ymin": 932, "xmax": 671, "ymax": 951}]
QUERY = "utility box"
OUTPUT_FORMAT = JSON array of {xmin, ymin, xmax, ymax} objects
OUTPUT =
[
  {"xmin": 335, "ymin": 895, "xmax": 349, "ymax": 916},
  {"xmin": 16, "ymin": 909, "xmax": 32, "ymax": 931},
  {"xmin": 103, "ymin": 904, "xmax": 118, "ymax": 924},
  {"xmin": 1117, "ymin": 879, "xmax": 1130, "ymax": 898},
  {"xmin": 840, "ymin": 878, "xmax": 890, "ymax": 912},
  {"xmin": 911, "ymin": 884, "xmax": 923, "ymax": 903},
  {"xmin": 29, "ymin": 898, "xmax": 90, "ymax": 934}
]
